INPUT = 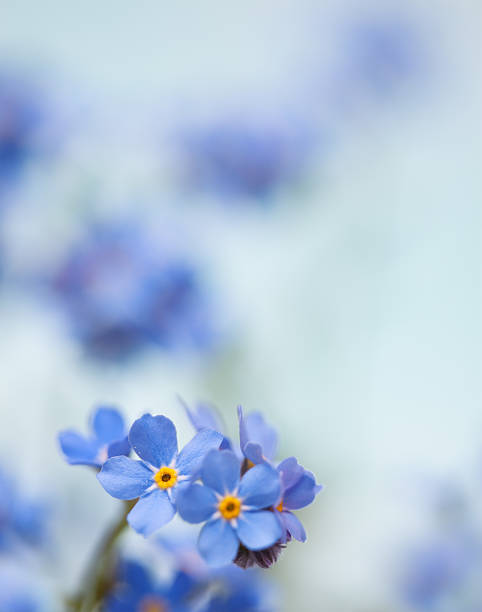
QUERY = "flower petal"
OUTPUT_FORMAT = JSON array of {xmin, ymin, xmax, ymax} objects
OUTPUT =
[
  {"xmin": 184, "ymin": 401, "xmax": 225, "ymax": 433},
  {"xmin": 201, "ymin": 450, "xmax": 240, "ymax": 495},
  {"xmin": 97, "ymin": 456, "xmax": 153, "ymax": 499},
  {"xmin": 238, "ymin": 407, "xmax": 278, "ymax": 461},
  {"xmin": 176, "ymin": 483, "xmax": 217, "ymax": 523},
  {"xmin": 91, "ymin": 406, "xmax": 125, "ymax": 443},
  {"xmin": 129, "ymin": 414, "xmax": 178, "ymax": 468},
  {"xmin": 283, "ymin": 472, "xmax": 321, "ymax": 510},
  {"xmin": 58, "ymin": 430, "xmax": 100, "ymax": 466},
  {"xmin": 237, "ymin": 510, "xmax": 282, "ymax": 550},
  {"xmin": 238, "ymin": 463, "xmax": 280, "ymax": 509},
  {"xmin": 107, "ymin": 436, "xmax": 131, "ymax": 459},
  {"xmin": 282, "ymin": 511, "xmax": 306, "ymax": 542},
  {"xmin": 127, "ymin": 488, "xmax": 175, "ymax": 536},
  {"xmin": 176, "ymin": 429, "xmax": 223, "ymax": 476},
  {"xmin": 198, "ymin": 519, "xmax": 239, "ymax": 567},
  {"xmin": 243, "ymin": 442, "xmax": 265, "ymax": 465},
  {"xmin": 277, "ymin": 457, "xmax": 305, "ymax": 491}
]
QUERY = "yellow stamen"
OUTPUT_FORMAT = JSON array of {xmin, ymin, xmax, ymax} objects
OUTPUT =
[
  {"xmin": 153, "ymin": 466, "xmax": 177, "ymax": 490},
  {"xmin": 276, "ymin": 500, "xmax": 283, "ymax": 512},
  {"xmin": 219, "ymin": 495, "xmax": 241, "ymax": 520},
  {"xmin": 140, "ymin": 596, "xmax": 167, "ymax": 612}
]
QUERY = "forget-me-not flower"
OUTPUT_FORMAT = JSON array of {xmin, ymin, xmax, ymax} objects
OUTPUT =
[
  {"xmin": 177, "ymin": 449, "xmax": 282, "ymax": 567},
  {"xmin": 98, "ymin": 414, "xmax": 223, "ymax": 536},
  {"xmin": 58, "ymin": 405, "xmax": 130, "ymax": 468},
  {"xmin": 183, "ymin": 400, "xmax": 232, "ymax": 451},
  {"xmin": 274, "ymin": 457, "xmax": 322, "ymax": 543},
  {"xmin": 51, "ymin": 223, "xmax": 215, "ymax": 361},
  {"xmin": 105, "ymin": 559, "xmax": 197, "ymax": 612}
]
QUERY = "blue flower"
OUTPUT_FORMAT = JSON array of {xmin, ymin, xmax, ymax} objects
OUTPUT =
[
  {"xmin": 51, "ymin": 224, "xmax": 215, "ymax": 361},
  {"xmin": 0, "ymin": 71, "xmax": 45, "ymax": 194},
  {"xmin": 206, "ymin": 566, "xmax": 277, "ymax": 612},
  {"xmin": 98, "ymin": 414, "xmax": 223, "ymax": 536},
  {"xmin": 338, "ymin": 18, "xmax": 423, "ymax": 101},
  {"xmin": 179, "ymin": 116, "xmax": 311, "ymax": 201},
  {"xmin": 58, "ymin": 405, "xmax": 130, "ymax": 468},
  {"xmin": 274, "ymin": 457, "xmax": 322, "ymax": 543},
  {"xmin": 0, "ymin": 467, "xmax": 49, "ymax": 550},
  {"xmin": 237, "ymin": 406, "xmax": 278, "ymax": 465},
  {"xmin": 177, "ymin": 449, "xmax": 282, "ymax": 567},
  {"xmin": 105, "ymin": 559, "xmax": 198, "ymax": 612}
]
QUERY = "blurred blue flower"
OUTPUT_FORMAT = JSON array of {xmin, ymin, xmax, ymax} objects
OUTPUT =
[
  {"xmin": 0, "ymin": 71, "xmax": 47, "ymax": 202},
  {"xmin": 206, "ymin": 566, "xmax": 276, "ymax": 612},
  {"xmin": 58, "ymin": 405, "xmax": 130, "ymax": 468},
  {"xmin": 98, "ymin": 414, "xmax": 222, "ymax": 536},
  {"xmin": 177, "ymin": 449, "xmax": 282, "ymax": 567},
  {"xmin": 0, "ymin": 467, "xmax": 48, "ymax": 550},
  {"xmin": 179, "ymin": 117, "xmax": 311, "ymax": 201},
  {"xmin": 51, "ymin": 224, "xmax": 215, "ymax": 361},
  {"xmin": 105, "ymin": 559, "xmax": 198, "ymax": 612},
  {"xmin": 399, "ymin": 528, "xmax": 481, "ymax": 611},
  {"xmin": 339, "ymin": 17, "xmax": 423, "ymax": 100},
  {"xmin": 274, "ymin": 457, "xmax": 322, "ymax": 543},
  {"xmin": 237, "ymin": 406, "xmax": 278, "ymax": 466}
]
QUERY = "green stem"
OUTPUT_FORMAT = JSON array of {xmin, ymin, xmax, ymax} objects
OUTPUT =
[{"xmin": 66, "ymin": 500, "xmax": 136, "ymax": 612}]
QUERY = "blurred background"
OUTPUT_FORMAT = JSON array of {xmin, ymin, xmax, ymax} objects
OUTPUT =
[{"xmin": 0, "ymin": 1, "xmax": 481, "ymax": 610}]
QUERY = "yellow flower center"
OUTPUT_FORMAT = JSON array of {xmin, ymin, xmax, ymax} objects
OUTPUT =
[
  {"xmin": 139, "ymin": 596, "xmax": 167, "ymax": 612},
  {"xmin": 153, "ymin": 466, "xmax": 177, "ymax": 490},
  {"xmin": 276, "ymin": 500, "xmax": 283, "ymax": 512},
  {"xmin": 219, "ymin": 495, "xmax": 241, "ymax": 520}
]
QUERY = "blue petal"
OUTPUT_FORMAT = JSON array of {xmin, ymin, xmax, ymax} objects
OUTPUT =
[
  {"xmin": 238, "ymin": 463, "xmax": 280, "ymax": 509},
  {"xmin": 129, "ymin": 414, "xmax": 178, "ymax": 468},
  {"xmin": 176, "ymin": 484, "xmax": 217, "ymax": 523},
  {"xmin": 184, "ymin": 401, "xmax": 225, "ymax": 433},
  {"xmin": 176, "ymin": 429, "xmax": 223, "ymax": 476},
  {"xmin": 201, "ymin": 450, "xmax": 240, "ymax": 495},
  {"xmin": 198, "ymin": 518, "xmax": 239, "ymax": 567},
  {"xmin": 58, "ymin": 430, "xmax": 100, "ymax": 466},
  {"xmin": 97, "ymin": 456, "xmax": 153, "ymax": 499},
  {"xmin": 277, "ymin": 457, "xmax": 305, "ymax": 491},
  {"xmin": 282, "ymin": 510, "xmax": 306, "ymax": 542},
  {"xmin": 283, "ymin": 472, "xmax": 320, "ymax": 510},
  {"xmin": 91, "ymin": 406, "xmax": 125, "ymax": 443},
  {"xmin": 127, "ymin": 488, "xmax": 175, "ymax": 536},
  {"xmin": 238, "ymin": 407, "xmax": 278, "ymax": 461},
  {"xmin": 236, "ymin": 510, "xmax": 282, "ymax": 550},
  {"xmin": 107, "ymin": 436, "xmax": 131, "ymax": 458},
  {"xmin": 243, "ymin": 442, "xmax": 265, "ymax": 465}
]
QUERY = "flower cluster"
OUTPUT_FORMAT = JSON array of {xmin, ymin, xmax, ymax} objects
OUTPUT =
[{"xmin": 60, "ymin": 402, "xmax": 321, "ymax": 570}]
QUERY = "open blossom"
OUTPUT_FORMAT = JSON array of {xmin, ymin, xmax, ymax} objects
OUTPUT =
[
  {"xmin": 58, "ymin": 406, "xmax": 130, "ymax": 468},
  {"xmin": 177, "ymin": 449, "xmax": 282, "ymax": 567},
  {"xmin": 275, "ymin": 457, "xmax": 322, "ymax": 543},
  {"xmin": 98, "ymin": 414, "xmax": 222, "ymax": 536}
]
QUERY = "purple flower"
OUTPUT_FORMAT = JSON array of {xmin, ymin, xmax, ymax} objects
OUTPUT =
[
  {"xmin": 238, "ymin": 406, "xmax": 278, "ymax": 465},
  {"xmin": 177, "ymin": 449, "xmax": 282, "ymax": 567},
  {"xmin": 58, "ymin": 406, "xmax": 130, "ymax": 468},
  {"xmin": 274, "ymin": 457, "xmax": 322, "ymax": 543},
  {"xmin": 98, "ymin": 414, "xmax": 222, "ymax": 536}
]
